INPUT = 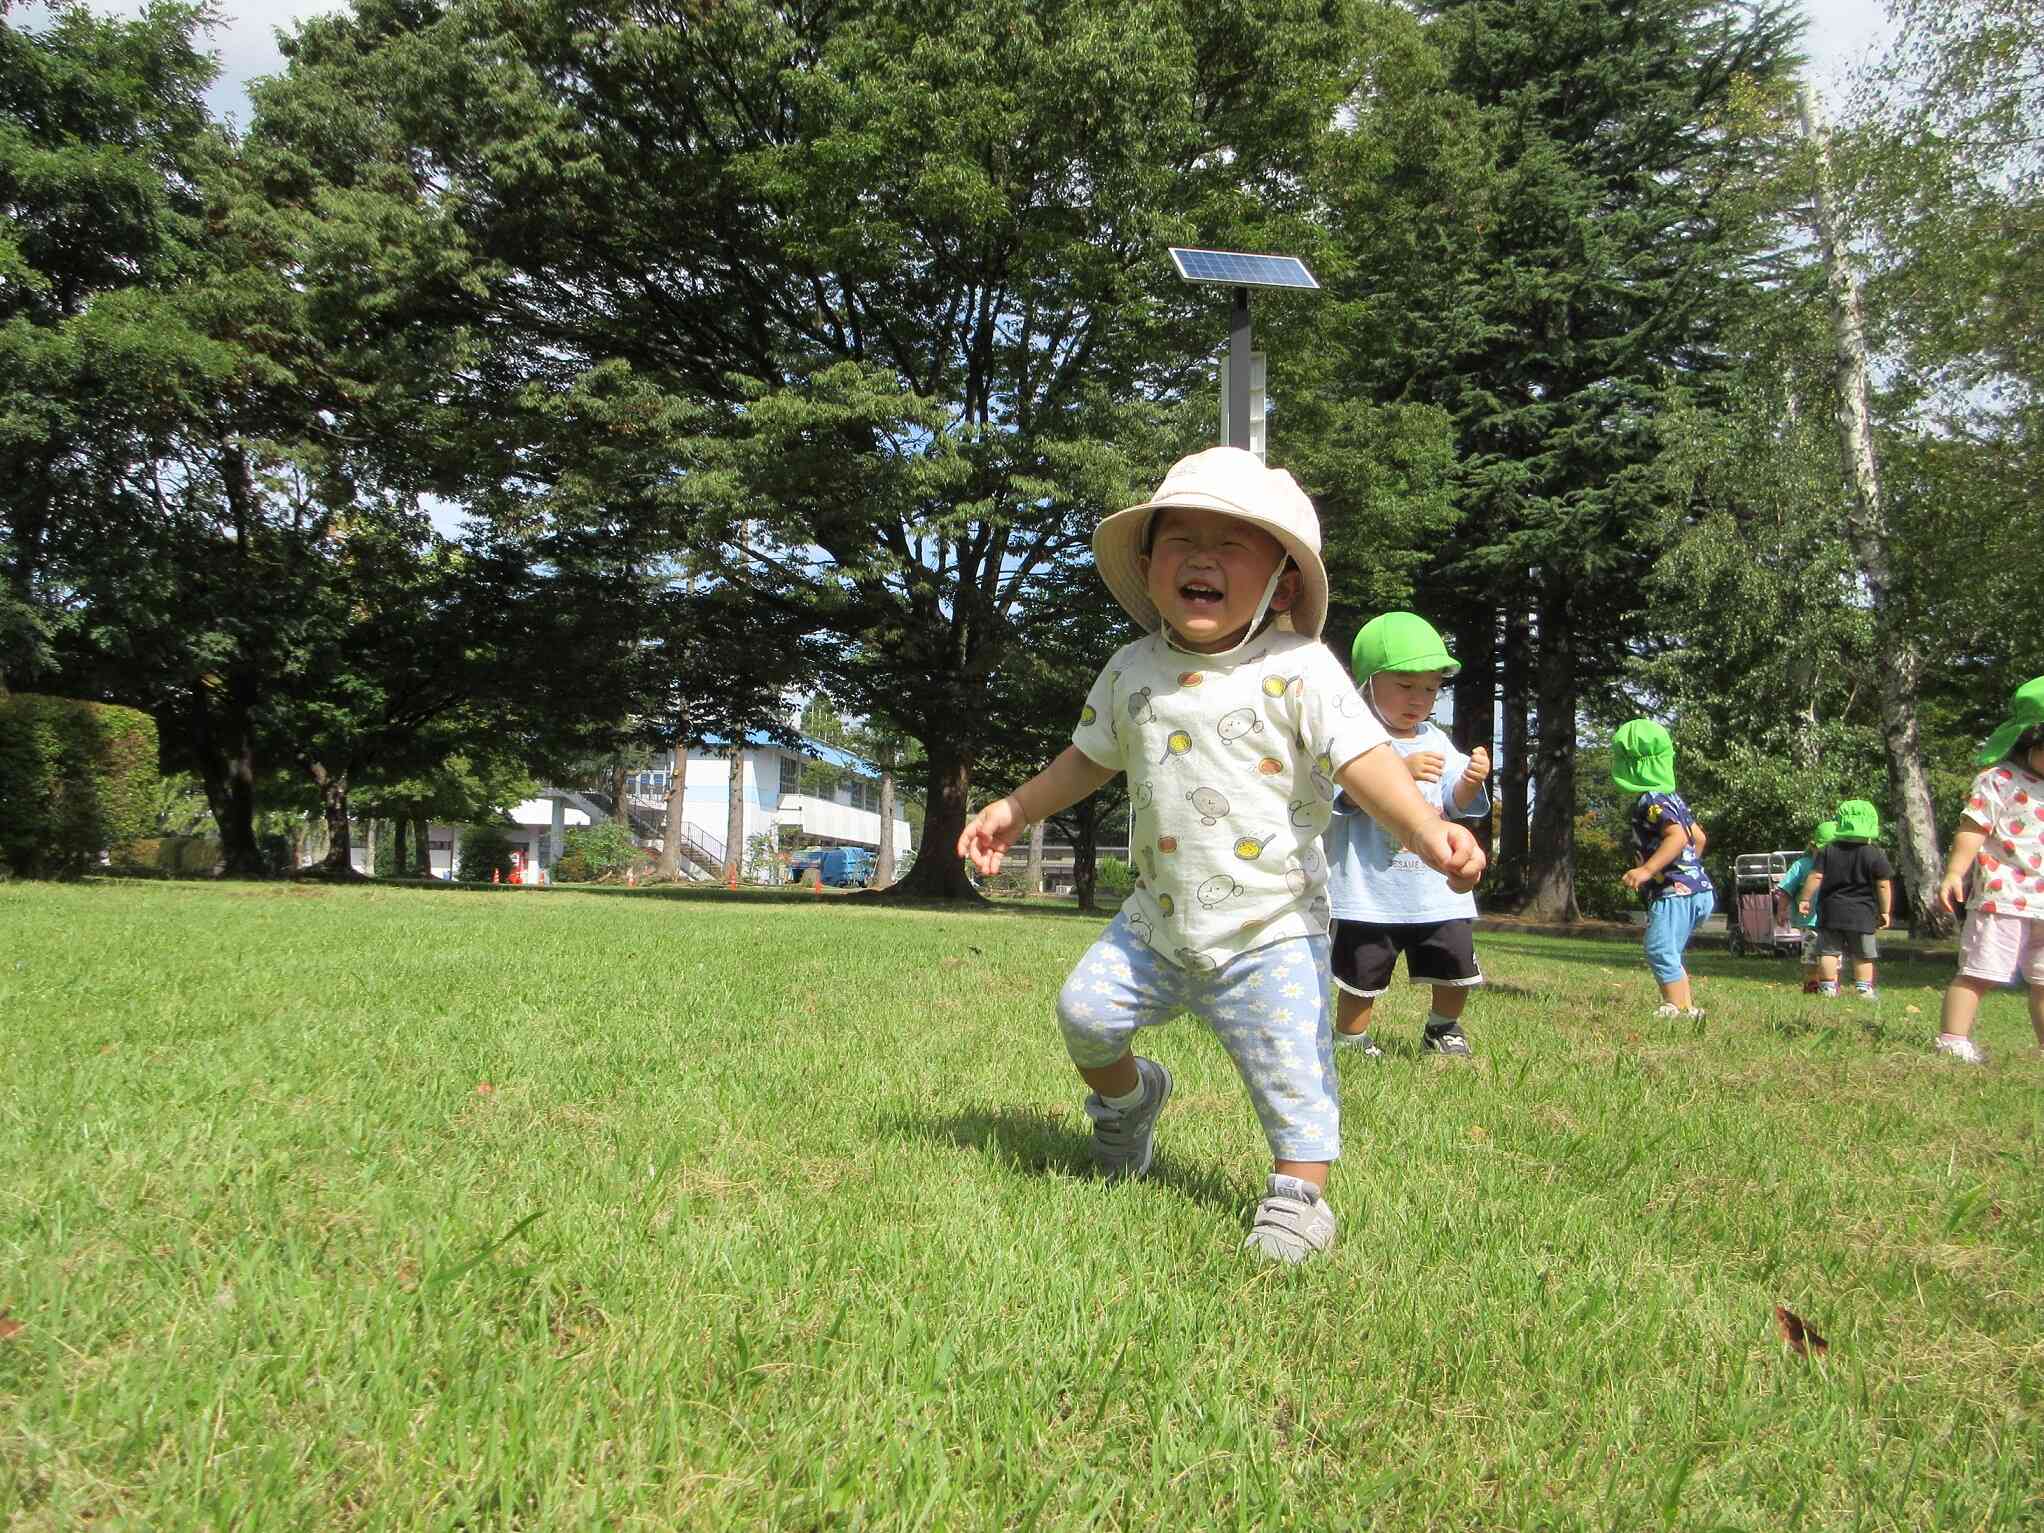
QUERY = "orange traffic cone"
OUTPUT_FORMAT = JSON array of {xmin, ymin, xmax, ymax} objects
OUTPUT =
[{"xmin": 491, "ymin": 867, "xmax": 500, "ymax": 885}]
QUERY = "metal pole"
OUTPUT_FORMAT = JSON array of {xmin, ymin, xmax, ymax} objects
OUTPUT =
[{"xmin": 1227, "ymin": 286, "xmax": 1251, "ymax": 451}]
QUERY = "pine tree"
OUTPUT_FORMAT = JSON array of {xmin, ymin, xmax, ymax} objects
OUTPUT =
[{"xmin": 1335, "ymin": 0, "xmax": 1804, "ymax": 915}]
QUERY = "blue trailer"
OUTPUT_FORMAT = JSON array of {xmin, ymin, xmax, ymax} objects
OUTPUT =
[
  {"xmin": 788, "ymin": 847, "xmax": 875, "ymax": 887},
  {"xmin": 819, "ymin": 848, "xmax": 875, "ymax": 887}
]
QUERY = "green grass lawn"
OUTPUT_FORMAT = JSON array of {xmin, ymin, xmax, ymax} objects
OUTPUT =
[{"xmin": 3, "ymin": 880, "xmax": 2040, "ymax": 1530}]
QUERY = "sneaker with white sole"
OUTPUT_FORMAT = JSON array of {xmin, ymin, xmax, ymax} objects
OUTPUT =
[
  {"xmin": 1651, "ymin": 1003, "xmax": 1706, "ymax": 1021},
  {"xmin": 1934, "ymin": 1034, "xmax": 1986, "ymax": 1065},
  {"xmin": 1083, "ymin": 1056, "xmax": 1172, "ymax": 1181},
  {"xmin": 1334, "ymin": 1030, "xmax": 1384, "ymax": 1057},
  {"xmin": 1422, "ymin": 1021, "xmax": 1473, "ymax": 1056},
  {"xmin": 1243, "ymin": 1174, "xmax": 1337, "ymax": 1264}
]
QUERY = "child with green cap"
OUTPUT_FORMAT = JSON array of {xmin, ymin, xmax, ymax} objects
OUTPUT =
[
  {"xmin": 1324, "ymin": 612, "xmax": 1493, "ymax": 1056},
  {"xmin": 1776, "ymin": 821, "xmax": 1839, "ymax": 994},
  {"xmin": 1795, "ymin": 798, "xmax": 1893, "ymax": 999},
  {"xmin": 1929, "ymin": 675, "xmax": 2044, "ymax": 1064},
  {"xmin": 1612, "ymin": 720, "xmax": 1715, "ymax": 1018}
]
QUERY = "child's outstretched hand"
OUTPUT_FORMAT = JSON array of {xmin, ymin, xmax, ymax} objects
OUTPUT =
[
  {"xmin": 1405, "ymin": 750, "xmax": 1446, "ymax": 784},
  {"xmin": 1461, "ymin": 746, "xmax": 1491, "ymax": 788},
  {"xmin": 1409, "ymin": 819, "xmax": 1487, "ymax": 894},
  {"xmin": 957, "ymin": 796, "xmax": 1025, "ymax": 877},
  {"xmin": 1936, "ymin": 871, "xmax": 1967, "ymax": 914}
]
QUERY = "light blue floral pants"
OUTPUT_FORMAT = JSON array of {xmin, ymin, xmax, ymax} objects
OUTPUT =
[{"xmin": 1055, "ymin": 914, "xmax": 1340, "ymax": 1162}]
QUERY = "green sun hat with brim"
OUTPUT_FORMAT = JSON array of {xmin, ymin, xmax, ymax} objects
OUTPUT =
[
  {"xmin": 1610, "ymin": 719, "xmax": 1677, "ymax": 794},
  {"xmin": 1813, "ymin": 819, "xmax": 1840, "ymax": 849},
  {"xmin": 1834, "ymin": 799, "xmax": 1880, "ymax": 841},
  {"xmin": 1975, "ymin": 675, "xmax": 2044, "ymax": 765},
  {"xmin": 1351, "ymin": 611, "xmax": 1459, "ymax": 685}
]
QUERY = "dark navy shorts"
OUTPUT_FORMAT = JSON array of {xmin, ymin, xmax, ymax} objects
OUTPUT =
[{"xmin": 1329, "ymin": 918, "xmax": 1481, "ymax": 997}]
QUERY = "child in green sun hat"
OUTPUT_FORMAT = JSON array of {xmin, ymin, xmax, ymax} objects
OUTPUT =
[
  {"xmin": 1777, "ymin": 820, "xmax": 1838, "ymax": 993},
  {"xmin": 1323, "ymin": 612, "xmax": 1493, "ymax": 1058},
  {"xmin": 1613, "ymin": 719, "xmax": 1715, "ymax": 1019},
  {"xmin": 1796, "ymin": 798, "xmax": 1894, "ymax": 1000},
  {"xmin": 1930, "ymin": 675, "xmax": 2044, "ymax": 1064}
]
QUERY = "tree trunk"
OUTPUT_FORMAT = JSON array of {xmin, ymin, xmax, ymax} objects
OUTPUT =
[
  {"xmin": 1070, "ymin": 801, "xmax": 1102, "ymax": 913},
  {"xmin": 611, "ymin": 757, "xmax": 629, "ymax": 825},
  {"xmin": 1026, "ymin": 817, "xmax": 1045, "ymax": 896},
  {"xmin": 876, "ymin": 764, "xmax": 897, "ymax": 887},
  {"xmin": 882, "ymin": 739, "xmax": 981, "ymax": 900},
  {"xmin": 363, "ymin": 817, "xmax": 378, "ymax": 877},
  {"xmin": 392, "ymin": 817, "xmax": 407, "ymax": 877},
  {"xmin": 1498, "ymin": 606, "xmax": 1532, "ymax": 898},
  {"xmin": 183, "ymin": 677, "xmax": 267, "ymax": 877},
  {"xmin": 1527, "ymin": 579, "xmax": 1580, "ymax": 921},
  {"xmin": 1802, "ymin": 88, "xmax": 1949, "ymax": 935},
  {"xmin": 1452, "ymin": 605, "xmax": 1497, "ymax": 862},
  {"xmin": 658, "ymin": 741, "xmax": 687, "ymax": 879},
  {"xmin": 306, "ymin": 761, "xmax": 355, "ymax": 875},
  {"xmin": 723, "ymin": 747, "xmax": 746, "ymax": 884},
  {"xmin": 413, "ymin": 814, "xmax": 430, "ymax": 876}
]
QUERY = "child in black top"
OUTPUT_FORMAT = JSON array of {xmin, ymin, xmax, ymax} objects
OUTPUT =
[{"xmin": 1797, "ymin": 798, "xmax": 1894, "ymax": 999}]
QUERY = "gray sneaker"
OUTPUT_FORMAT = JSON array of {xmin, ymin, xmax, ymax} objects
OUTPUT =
[
  {"xmin": 1083, "ymin": 1057, "xmax": 1171, "ymax": 1181},
  {"xmin": 1334, "ymin": 1029, "xmax": 1385, "ymax": 1057},
  {"xmin": 1422, "ymin": 1021, "xmax": 1472, "ymax": 1056},
  {"xmin": 1243, "ymin": 1175, "xmax": 1338, "ymax": 1264}
]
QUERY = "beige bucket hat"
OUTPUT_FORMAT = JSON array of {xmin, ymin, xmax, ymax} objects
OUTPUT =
[{"xmin": 1092, "ymin": 446, "xmax": 1330, "ymax": 640}]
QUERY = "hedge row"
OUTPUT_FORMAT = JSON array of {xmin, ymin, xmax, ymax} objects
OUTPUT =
[{"xmin": 0, "ymin": 693, "xmax": 160, "ymax": 878}]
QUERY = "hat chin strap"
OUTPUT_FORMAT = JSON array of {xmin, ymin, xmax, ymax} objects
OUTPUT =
[{"xmin": 1162, "ymin": 564, "xmax": 1286, "ymax": 659}]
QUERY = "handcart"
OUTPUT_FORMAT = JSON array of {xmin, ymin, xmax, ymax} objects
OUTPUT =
[{"xmin": 1725, "ymin": 851, "xmax": 1810, "ymax": 959}]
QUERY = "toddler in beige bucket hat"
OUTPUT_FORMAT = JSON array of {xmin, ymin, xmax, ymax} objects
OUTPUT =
[
  {"xmin": 955, "ymin": 445, "xmax": 1487, "ymax": 1265},
  {"xmin": 1092, "ymin": 446, "xmax": 1330, "ymax": 647}
]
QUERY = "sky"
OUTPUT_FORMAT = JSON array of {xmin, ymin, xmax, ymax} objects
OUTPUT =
[{"xmin": 31, "ymin": 0, "xmax": 1901, "ymax": 127}]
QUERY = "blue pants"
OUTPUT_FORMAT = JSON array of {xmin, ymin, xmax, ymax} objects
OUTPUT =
[
  {"xmin": 1056, "ymin": 914, "xmax": 1339, "ymax": 1162},
  {"xmin": 1644, "ymin": 890, "xmax": 1715, "ymax": 984}
]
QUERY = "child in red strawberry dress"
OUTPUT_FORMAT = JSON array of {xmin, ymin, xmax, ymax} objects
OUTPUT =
[{"xmin": 1933, "ymin": 676, "xmax": 2044, "ymax": 1064}]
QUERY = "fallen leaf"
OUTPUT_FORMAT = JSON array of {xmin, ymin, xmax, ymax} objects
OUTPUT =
[
  {"xmin": 1775, "ymin": 1305, "xmax": 1828, "ymax": 1358},
  {"xmin": 475, "ymin": 1081, "xmax": 494, "ymax": 1096},
  {"xmin": 1467, "ymin": 1125, "xmax": 1489, "ymax": 1143},
  {"xmin": 1905, "ymin": 1004, "xmax": 1921, "ymax": 1015},
  {"xmin": 0, "ymin": 1311, "xmax": 21, "ymax": 1340}
]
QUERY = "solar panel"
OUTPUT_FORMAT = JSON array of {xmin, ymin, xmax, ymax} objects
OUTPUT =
[{"xmin": 1168, "ymin": 247, "xmax": 1319, "ymax": 290}]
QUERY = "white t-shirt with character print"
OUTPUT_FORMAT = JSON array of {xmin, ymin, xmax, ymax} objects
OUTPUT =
[{"xmin": 1072, "ymin": 630, "xmax": 1389, "ymax": 971}]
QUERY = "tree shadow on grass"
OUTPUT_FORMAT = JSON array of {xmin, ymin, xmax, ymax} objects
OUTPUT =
[
  {"xmin": 345, "ymin": 876, "xmax": 1112, "ymax": 924},
  {"xmin": 882, "ymin": 1105, "xmax": 1249, "ymax": 1215},
  {"xmin": 1765, "ymin": 1007, "xmax": 1914, "ymax": 1048}
]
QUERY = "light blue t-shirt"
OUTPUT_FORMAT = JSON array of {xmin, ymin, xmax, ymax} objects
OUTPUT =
[
  {"xmin": 1777, "ymin": 855, "xmax": 1819, "ymax": 931},
  {"xmin": 1323, "ymin": 722, "xmax": 1490, "ymax": 924}
]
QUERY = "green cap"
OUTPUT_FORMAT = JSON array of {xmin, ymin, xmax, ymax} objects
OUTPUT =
[
  {"xmin": 1351, "ymin": 612, "xmax": 1458, "ymax": 686},
  {"xmin": 1834, "ymin": 799, "xmax": 1880, "ymax": 840},
  {"xmin": 1813, "ymin": 819, "xmax": 1839, "ymax": 849},
  {"xmin": 1976, "ymin": 675, "xmax": 2044, "ymax": 765},
  {"xmin": 1611, "ymin": 719, "xmax": 1676, "ymax": 794}
]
